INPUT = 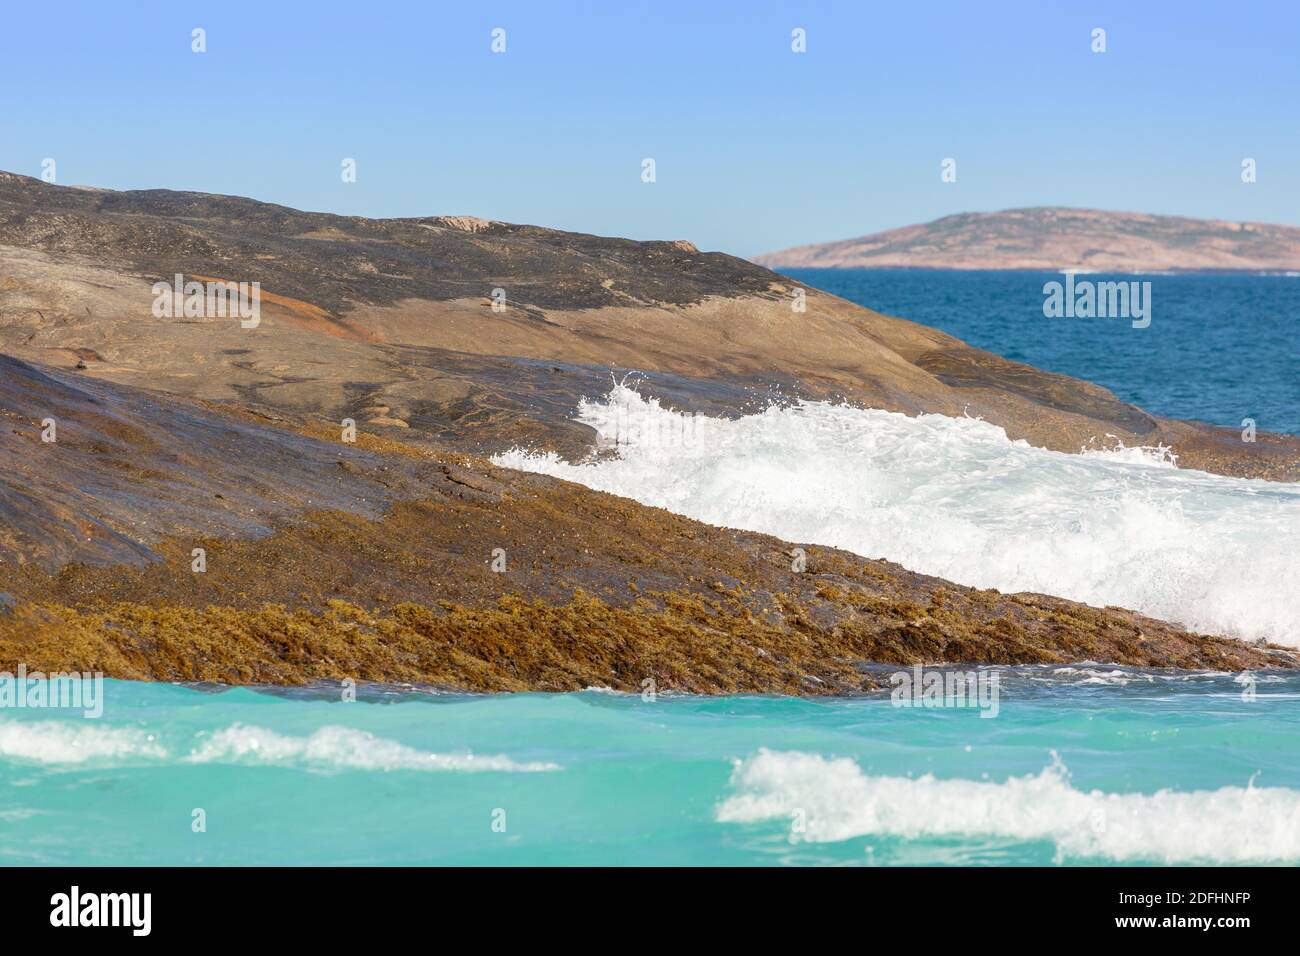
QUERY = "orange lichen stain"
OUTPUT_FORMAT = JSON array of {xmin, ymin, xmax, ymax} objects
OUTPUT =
[{"xmin": 191, "ymin": 276, "xmax": 378, "ymax": 342}]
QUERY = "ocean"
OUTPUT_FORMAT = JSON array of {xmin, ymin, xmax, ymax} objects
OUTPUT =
[
  {"xmin": 3, "ymin": 672, "xmax": 1297, "ymax": 866},
  {"xmin": 782, "ymin": 269, "xmax": 1300, "ymax": 435},
  {"xmin": 5, "ymin": 272, "xmax": 1298, "ymax": 867}
]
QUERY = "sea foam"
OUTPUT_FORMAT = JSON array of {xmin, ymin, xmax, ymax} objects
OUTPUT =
[
  {"xmin": 493, "ymin": 386, "xmax": 1300, "ymax": 645},
  {"xmin": 185, "ymin": 724, "xmax": 559, "ymax": 772},
  {"xmin": 0, "ymin": 719, "xmax": 557, "ymax": 772},
  {"xmin": 0, "ymin": 720, "xmax": 166, "ymax": 764},
  {"xmin": 717, "ymin": 749, "xmax": 1300, "ymax": 863}
]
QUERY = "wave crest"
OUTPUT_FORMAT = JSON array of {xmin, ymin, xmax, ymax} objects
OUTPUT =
[
  {"xmin": 0, "ymin": 720, "xmax": 165, "ymax": 764},
  {"xmin": 185, "ymin": 723, "xmax": 559, "ymax": 772},
  {"xmin": 717, "ymin": 749, "xmax": 1300, "ymax": 863}
]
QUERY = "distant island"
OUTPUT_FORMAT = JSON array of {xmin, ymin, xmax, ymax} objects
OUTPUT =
[{"xmin": 753, "ymin": 207, "xmax": 1300, "ymax": 273}]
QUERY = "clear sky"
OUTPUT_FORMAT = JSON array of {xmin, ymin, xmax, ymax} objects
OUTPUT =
[{"xmin": 2, "ymin": 1, "xmax": 1296, "ymax": 257}]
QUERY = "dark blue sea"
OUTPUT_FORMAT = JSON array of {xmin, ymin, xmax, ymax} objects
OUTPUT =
[{"xmin": 784, "ymin": 269, "xmax": 1300, "ymax": 435}]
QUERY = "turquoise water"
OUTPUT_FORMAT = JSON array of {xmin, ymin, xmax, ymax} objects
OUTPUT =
[
  {"xmin": 3, "ymin": 670, "xmax": 1298, "ymax": 866},
  {"xmin": 784, "ymin": 269, "xmax": 1300, "ymax": 435}
]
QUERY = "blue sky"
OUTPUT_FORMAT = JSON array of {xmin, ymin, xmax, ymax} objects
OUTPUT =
[{"xmin": 2, "ymin": 1, "xmax": 1296, "ymax": 257}]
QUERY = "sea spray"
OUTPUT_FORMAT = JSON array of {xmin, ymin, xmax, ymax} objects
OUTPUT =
[{"xmin": 494, "ymin": 386, "xmax": 1300, "ymax": 645}]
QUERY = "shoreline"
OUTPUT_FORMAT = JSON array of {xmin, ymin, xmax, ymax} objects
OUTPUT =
[
  {"xmin": 3, "ymin": 454, "xmax": 1293, "ymax": 692},
  {"xmin": 2, "ymin": 180, "xmax": 1297, "ymax": 693}
]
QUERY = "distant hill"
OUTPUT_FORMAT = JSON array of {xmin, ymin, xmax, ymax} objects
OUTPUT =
[{"xmin": 753, "ymin": 207, "xmax": 1300, "ymax": 273}]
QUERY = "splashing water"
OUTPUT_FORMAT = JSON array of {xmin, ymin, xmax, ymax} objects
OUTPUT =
[
  {"xmin": 717, "ymin": 749, "xmax": 1300, "ymax": 864},
  {"xmin": 494, "ymin": 386, "xmax": 1300, "ymax": 645}
]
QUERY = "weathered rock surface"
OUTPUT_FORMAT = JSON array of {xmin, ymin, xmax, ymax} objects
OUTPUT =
[
  {"xmin": 3, "ymin": 175, "xmax": 1296, "ymax": 480},
  {"xmin": 1, "ymin": 175, "xmax": 1295, "ymax": 690},
  {"xmin": 0, "ymin": 355, "xmax": 1291, "ymax": 690}
]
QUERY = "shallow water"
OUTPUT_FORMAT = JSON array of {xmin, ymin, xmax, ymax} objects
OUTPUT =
[{"xmin": 2, "ymin": 671, "xmax": 1296, "ymax": 866}]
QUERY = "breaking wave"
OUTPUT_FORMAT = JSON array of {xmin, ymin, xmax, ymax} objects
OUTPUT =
[
  {"xmin": 0, "ymin": 721, "xmax": 166, "ymax": 764},
  {"xmin": 716, "ymin": 749, "xmax": 1300, "ymax": 863},
  {"xmin": 494, "ymin": 386, "xmax": 1300, "ymax": 645},
  {"xmin": 0, "ymin": 720, "xmax": 556, "ymax": 772},
  {"xmin": 184, "ymin": 724, "xmax": 559, "ymax": 772}
]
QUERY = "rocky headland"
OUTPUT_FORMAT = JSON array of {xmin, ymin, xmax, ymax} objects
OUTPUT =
[{"xmin": 1, "ymin": 173, "xmax": 1295, "ymax": 691}]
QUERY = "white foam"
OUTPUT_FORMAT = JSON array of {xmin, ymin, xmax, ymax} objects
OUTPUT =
[
  {"xmin": 494, "ymin": 386, "xmax": 1300, "ymax": 645},
  {"xmin": 1049, "ymin": 667, "xmax": 1155, "ymax": 686},
  {"xmin": 717, "ymin": 749, "xmax": 1300, "ymax": 863},
  {"xmin": 184, "ymin": 723, "xmax": 559, "ymax": 772},
  {"xmin": 0, "ymin": 720, "xmax": 166, "ymax": 764}
]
